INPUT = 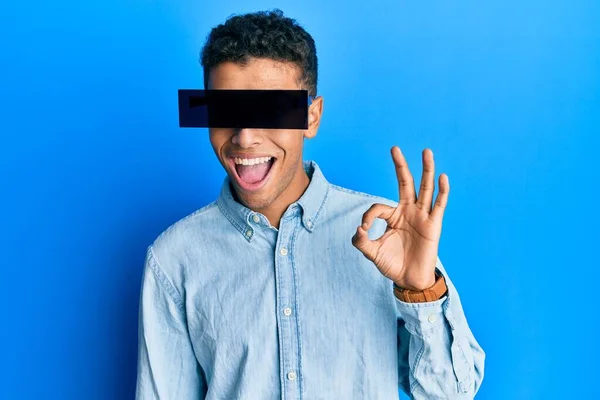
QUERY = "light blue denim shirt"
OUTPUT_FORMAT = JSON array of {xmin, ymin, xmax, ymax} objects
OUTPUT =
[{"xmin": 135, "ymin": 160, "xmax": 485, "ymax": 399}]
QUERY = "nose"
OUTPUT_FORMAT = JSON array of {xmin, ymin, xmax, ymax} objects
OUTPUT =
[{"xmin": 231, "ymin": 128, "xmax": 262, "ymax": 148}]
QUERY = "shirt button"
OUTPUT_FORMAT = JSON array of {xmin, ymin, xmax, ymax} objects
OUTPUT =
[
  {"xmin": 252, "ymin": 215, "xmax": 260, "ymax": 223},
  {"xmin": 245, "ymin": 230, "xmax": 252, "ymax": 237},
  {"xmin": 280, "ymin": 247, "xmax": 288, "ymax": 256},
  {"xmin": 428, "ymin": 314, "xmax": 438, "ymax": 323},
  {"xmin": 287, "ymin": 371, "xmax": 297, "ymax": 381},
  {"xmin": 283, "ymin": 307, "xmax": 292, "ymax": 316},
  {"xmin": 306, "ymin": 220, "xmax": 312, "ymax": 228}
]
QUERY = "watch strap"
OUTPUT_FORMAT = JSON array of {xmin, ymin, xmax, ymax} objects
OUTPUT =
[{"xmin": 394, "ymin": 271, "xmax": 448, "ymax": 303}]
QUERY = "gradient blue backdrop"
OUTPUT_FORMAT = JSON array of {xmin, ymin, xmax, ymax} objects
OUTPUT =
[{"xmin": 1, "ymin": 1, "xmax": 598, "ymax": 399}]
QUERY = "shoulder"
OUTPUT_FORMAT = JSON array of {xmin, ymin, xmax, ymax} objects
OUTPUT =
[
  {"xmin": 328, "ymin": 182, "xmax": 398, "ymax": 209},
  {"xmin": 323, "ymin": 183, "xmax": 398, "ymax": 236},
  {"xmin": 145, "ymin": 201, "xmax": 220, "ymax": 277},
  {"xmin": 153, "ymin": 201, "xmax": 219, "ymax": 248}
]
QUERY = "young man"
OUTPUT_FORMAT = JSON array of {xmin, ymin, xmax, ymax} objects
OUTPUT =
[{"xmin": 136, "ymin": 9, "xmax": 485, "ymax": 399}]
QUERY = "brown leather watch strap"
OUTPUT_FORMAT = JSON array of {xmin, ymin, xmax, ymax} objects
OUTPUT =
[{"xmin": 394, "ymin": 272, "xmax": 448, "ymax": 303}]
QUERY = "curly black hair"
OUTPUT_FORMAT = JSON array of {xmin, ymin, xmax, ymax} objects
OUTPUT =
[{"xmin": 200, "ymin": 9, "xmax": 318, "ymax": 96}]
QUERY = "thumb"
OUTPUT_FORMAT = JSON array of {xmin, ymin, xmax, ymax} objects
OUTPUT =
[{"xmin": 352, "ymin": 224, "xmax": 378, "ymax": 262}]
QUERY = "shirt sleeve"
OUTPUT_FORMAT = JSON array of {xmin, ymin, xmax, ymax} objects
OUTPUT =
[
  {"xmin": 396, "ymin": 257, "xmax": 485, "ymax": 399},
  {"xmin": 135, "ymin": 246, "xmax": 207, "ymax": 400}
]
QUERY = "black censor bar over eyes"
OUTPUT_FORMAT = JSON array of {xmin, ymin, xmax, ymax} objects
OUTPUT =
[{"xmin": 178, "ymin": 89, "xmax": 312, "ymax": 129}]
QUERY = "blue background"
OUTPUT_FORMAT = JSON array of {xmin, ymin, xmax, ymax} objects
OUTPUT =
[{"xmin": 1, "ymin": 0, "xmax": 598, "ymax": 399}]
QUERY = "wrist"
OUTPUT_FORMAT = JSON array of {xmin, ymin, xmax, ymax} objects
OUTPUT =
[{"xmin": 394, "ymin": 273, "xmax": 437, "ymax": 291}]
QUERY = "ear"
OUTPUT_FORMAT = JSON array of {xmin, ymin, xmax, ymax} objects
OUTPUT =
[{"xmin": 304, "ymin": 95, "xmax": 323, "ymax": 139}]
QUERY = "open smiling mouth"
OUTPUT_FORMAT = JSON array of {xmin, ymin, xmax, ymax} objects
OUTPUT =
[{"xmin": 229, "ymin": 156, "xmax": 276, "ymax": 192}]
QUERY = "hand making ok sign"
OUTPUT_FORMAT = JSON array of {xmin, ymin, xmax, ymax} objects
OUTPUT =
[{"xmin": 351, "ymin": 146, "xmax": 450, "ymax": 291}]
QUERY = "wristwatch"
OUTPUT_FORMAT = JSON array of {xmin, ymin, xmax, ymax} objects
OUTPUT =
[{"xmin": 394, "ymin": 271, "xmax": 448, "ymax": 303}]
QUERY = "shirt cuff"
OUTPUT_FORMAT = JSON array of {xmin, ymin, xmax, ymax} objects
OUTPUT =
[{"xmin": 396, "ymin": 294, "xmax": 448, "ymax": 336}]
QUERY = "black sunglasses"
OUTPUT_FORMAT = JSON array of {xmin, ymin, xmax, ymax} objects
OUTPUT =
[{"xmin": 178, "ymin": 89, "xmax": 314, "ymax": 129}]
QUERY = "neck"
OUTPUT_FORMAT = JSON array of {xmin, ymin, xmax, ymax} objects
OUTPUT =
[
  {"xmin": 265, "ymin": 168, "xmax": 310, "ymax": 229},
  {"xmin": 232, "ymin": 163, "xmax": 311, "ymax": 230}
]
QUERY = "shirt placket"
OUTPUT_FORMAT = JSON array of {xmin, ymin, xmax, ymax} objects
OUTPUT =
[{"xmin": 274, "ymin": 211, "xmax": 302, "ymax": 400}]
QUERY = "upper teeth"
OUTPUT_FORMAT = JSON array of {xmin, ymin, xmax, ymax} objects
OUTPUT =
[{"xmin": 233, "ymin": 156, "xmax": 273, "ymax": 166}]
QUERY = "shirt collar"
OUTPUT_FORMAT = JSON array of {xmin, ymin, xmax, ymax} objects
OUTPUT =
[{"xmin": 217, "ymin": 160, "xmax": 330, "ymax": 241}]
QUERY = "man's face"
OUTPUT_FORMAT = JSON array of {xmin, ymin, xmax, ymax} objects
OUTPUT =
[{"xmin": 208, "ymin": 58, "xmax": 322, "ymax": 212}]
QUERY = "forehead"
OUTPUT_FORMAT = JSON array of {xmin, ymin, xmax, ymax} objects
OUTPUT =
[{"xmin": 208, "ymin": 58, "xmax": 302, "ymax": 90}]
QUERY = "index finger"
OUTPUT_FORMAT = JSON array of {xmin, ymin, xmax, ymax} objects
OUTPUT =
[{"xmin": 391, "ymin": 146, "xmax": 416, "ymax": 205}]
